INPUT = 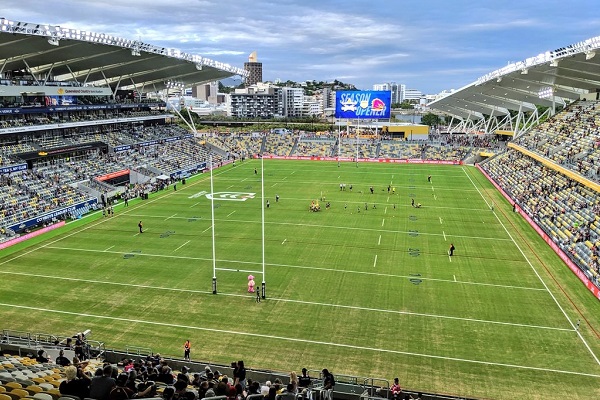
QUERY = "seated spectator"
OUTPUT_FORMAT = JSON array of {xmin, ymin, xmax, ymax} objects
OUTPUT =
[
  {"xmin": 109, "ymin": 374, "xmax": 135, "ymax": 400},
  {"xmin": 59, "ymin": 365, "xmax": 91, "ymax": 400},
  {"xmin": 174, "ymin": 379, "xmax": 196, "ymax": 400},
  {"xmin": 56, "ymin": 349, "xmax": 71, "ymax": 366},
  {"xmin": 90, "ymin": 364, "xmax": 117, "ymax": 400},
  {"xmin": 36, "ymin": 349, "xmax": 49, "ymax": 363},
  {"xmin": 390, "ymin": 378, "xmax": 402, "ymax": 399}
]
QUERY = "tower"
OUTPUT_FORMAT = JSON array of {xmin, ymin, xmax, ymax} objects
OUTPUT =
[{"xmin": 244, "ymin": 51, "xmax": 263, "ymax": 86}]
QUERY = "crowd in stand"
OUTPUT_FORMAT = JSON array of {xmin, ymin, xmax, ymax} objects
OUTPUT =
[
  {"xmin": 515, "ymin": 100, "xmax": 600, "ymax": 181},
  {"xmin": 481, "ymin": 150, "xmax": 600, "ymax": 285}
]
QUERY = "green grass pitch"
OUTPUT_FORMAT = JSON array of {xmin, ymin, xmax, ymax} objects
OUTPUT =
[{"xmin": 1, "ymin": 160, "xmax": 600, "ymax": 399}]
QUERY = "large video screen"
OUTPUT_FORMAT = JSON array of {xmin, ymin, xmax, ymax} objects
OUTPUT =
[{"xmin": 335, "ymin": 90, "xmax": 391, "ymax": 119}]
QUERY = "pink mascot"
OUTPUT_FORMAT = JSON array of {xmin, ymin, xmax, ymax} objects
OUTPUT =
[{"xmin": 247, "ymin": 275, "xmax": 255, "ymax": 293}]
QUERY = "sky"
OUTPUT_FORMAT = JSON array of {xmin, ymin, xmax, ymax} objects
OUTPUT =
[{"xmin": 6, "ymin": 0, "xmax": 600, "ymax": 94}]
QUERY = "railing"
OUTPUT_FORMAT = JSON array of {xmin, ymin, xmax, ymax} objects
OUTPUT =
[{"xmin": 124, "ymin": 346, "xmax": 153, "ymax": 357}]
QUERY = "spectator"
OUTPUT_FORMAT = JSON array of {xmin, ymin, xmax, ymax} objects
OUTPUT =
[
  {"xmin": 321, "ymin": 369, "xmax": 335, "ymax": 400},
  {"xmin": 390, "ymin": 378, "xmax": 402, "ymax": 400},
  {"xmin": 59, "ymin": 365, "xmax": 91, "ymax": 400},
  {"xmin": 56, "ymin": 349, "xmax": 71, "ymax": 366},
  {"xmin": 89, "ymin": 364, "xmax": 117, "ymax": 400},
  {"xmin": 233, "ymin": 360, "xmax": 246, "ymax": 390},
  {"xmin": 298, "ymin": 368, "xmax": 312, "ymax": 388},
  {"xmin": 173, "ymin": 379, "xmax": 196, "ymax": 400},
  {"xmin": 36, "ymin": 349, "xmax": 49, "ymax": 363}
]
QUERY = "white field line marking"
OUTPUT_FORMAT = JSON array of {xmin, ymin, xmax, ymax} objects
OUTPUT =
[
  {"xmin": 241, "ymin": 177, "xmax": 248, "ymax": 182},
  {"xmin": 432, "ymin": 186, "xmax": 435, "ymax": 191},
  {"xmin": 434, "ymin": 194, "xmax": 437, "ymax": 200},
  {"xmin": 338, "ymin": 175, "xmax": 340, "ymax": 179},
  {"xmin": 134, "ymin": 229, "xmax": 149, "ymax": 236},
  {"xmin": 439, "ymin": 217, "xmax": 443, "ymax": 224},
  {"xmin": 173, "ymin": 240, "xmax": 190, "ymax": 252},
  {"xmin": 165, "ymin": 213, "xmax": 177, "ymax": 221},
  {"xmin": 378, "ymin": 235, "xmax": 381, "ymax": 245},
  {"xmin": 201, "ymin": 225, "xmax": 213, "ymax": 234},
  {"xmin": 387, "ymin": 196, "xmax": 390, "ymax": 202},
  {"xmin": 373, "ymin": 254, "xmax": 378, "ymax": 268},
  {"xmin": 271, "ymin": 183, "xmax": 278, "ymax": 187},
  {"xmin": 282, "ymin": 176, "xmax": 287, "ymax": 180},
  {"xmin": 291, "ymin": 170, "xmax": 296, "ymax": 174},
  {"xmin": 104, "ymin": 245, "xmax": 115, "ymax": 252},
  {"xmin": 463, "ymin": 167, "xmax": 600, "ymax": 366},
  {"xmin": 0, "ymin": 302, "xmax": 591, "ymax": 379},
  {"xmin": 381, "ymin": 219, "xmax": 385, "ymax": 227},
  {"xmin": 282, "ymin": 239, "xmax": 287, "ymax": 245},
  {"xmin": 127, "ymin": 214, "xmax": 513, "ymax": 242},
  {"xmin": 190, "ymin": 201, "xmax": 202, "ymax": 208},
  {"xmin": 227, "ymin": 210, "xmax": 236, "ymax": 217},
  {"xmin": 38, "ymin": 246, "xmax": 547, "ymax": 292},
  {"xmin": 443, "ymin": 231, "xmax": 447, "ymax": 241},
  {"xmin": 449, "ymin": 255, "xmax": 452, "ymax": 263},
  {"xmin": 385, "ymin": 207, "xmax": 388, "ymax": 214},
  {"xmin": 454, "ymin": 275, "xmax": 457, "ymax": 282},
  {"xmin": 227, "ymin": 185, "xmax": 234, "ymax": 189}
]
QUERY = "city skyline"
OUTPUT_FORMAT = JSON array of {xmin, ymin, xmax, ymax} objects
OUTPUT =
[{"xmin": 7, "ymin": 0, "xmax": 600, "ymax": 94}]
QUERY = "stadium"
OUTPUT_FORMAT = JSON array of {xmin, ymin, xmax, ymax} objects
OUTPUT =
[{"xmin": 1, "ymin": 16, "xmax": 600, "ymax": 400}]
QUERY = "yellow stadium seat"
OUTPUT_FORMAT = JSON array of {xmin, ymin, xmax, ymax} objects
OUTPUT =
[
  {"xmin": 4, "ymin": 384, "xmax": 21, "ymax": 390},
  {"xmin": 10, "ymin": 389, "xmax": 28, "ymax": 399}
]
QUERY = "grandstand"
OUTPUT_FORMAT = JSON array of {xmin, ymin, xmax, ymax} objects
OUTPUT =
[{"xmin": 1, "ymin": 18, "xmax": 600, "ymax": 400}]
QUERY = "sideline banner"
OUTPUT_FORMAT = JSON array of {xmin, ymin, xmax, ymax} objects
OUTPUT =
[
  {"xmin": 0, "ymin": 222, "xmax": 65, "ymax": 250},
  {"xmin": 8, "ymin": 199, "xmax": 97, "ymax": 232},
  {"xmin": 476, "ymin": 164, "xmax": 600, "ymax": 301}
]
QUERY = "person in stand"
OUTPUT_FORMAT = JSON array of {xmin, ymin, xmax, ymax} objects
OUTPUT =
[
  {"xmin": 449, "ymin": 243, "xmax": 456, "ymax": 256},
  {"xmin": 390, "ymin": 378, "xmax": 402, "ymax": 400},
  {"xmin": 321, "ymin": 369, "xmax": 335, "ymax": 400},
  {"xmin": 138, "ymin": 221, "xmax": 143, "ymax": 233},
  {"xmin": 183, "ymin": 340, "xmax": 191, "ymax": 361},
  {"xmin": 56, "ymin": 349, "xmax": 71, "ymax": 366}
]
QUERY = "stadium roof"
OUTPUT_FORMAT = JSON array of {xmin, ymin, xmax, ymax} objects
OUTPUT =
[
  {"xmin": 429, "ymin": 36, "xmax": 600, "ymax": 120},
  {"xmin": 0, "ymin": 17, "xmax": 248, "ymax": 92}
]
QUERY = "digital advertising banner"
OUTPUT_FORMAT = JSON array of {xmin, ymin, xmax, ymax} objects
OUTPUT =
[{"xmin": 335, "ymin": 90, "xmax": 391, "ymax": 119}]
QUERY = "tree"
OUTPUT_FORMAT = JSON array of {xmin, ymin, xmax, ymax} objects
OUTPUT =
[{"xmin": 421, "ymin": 112, "xmax": 441, "ymax": 127}]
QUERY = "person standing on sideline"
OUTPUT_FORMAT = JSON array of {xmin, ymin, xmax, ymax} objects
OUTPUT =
[
  {"xmin": 449, "ymin": 243, "xmax": 455, "ymax": 256},
  {"xmin": 276, "ymin": 194, "xmax": 280, "ymax": 202},
  {"xmin": 184, "ymin": 340, "xmax": 191, "ymax": 361},
  {"xmin": 138, "ymin": 221, "xmax": 143, "ymax": 233},
  {"xmin": 254, "ymin": 168, "xmax": 257, "ymax": 175},
  {"xmin": 576, "ymin": 319, "xmax": 581, "ymax": 331},
  {"xmin": 428, "ymin": 175, "xmax": 432, "ymax": 183},
  {"xmin": 266, "ymin": 200, "xmax": 270, "ymax": 208},
  {"xmin": 256, "ymin": 289, "xmax": 261, "ymax": 303},
  {"xmin": 124, "ymin": 194, "xmax": 129, "ymax": 207}
]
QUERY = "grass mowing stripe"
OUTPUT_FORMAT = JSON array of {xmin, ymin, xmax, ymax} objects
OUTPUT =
[
  {"xmin": 0, "ymin": 302, "xmax": 595, "ymax": 378},
  {"xmin": 122, "ymin": 214, "xmax": 514, "ymax": 242},
  {"xmin": 38, "ymin": 245, "xmax": 546, "ymax": 291}
]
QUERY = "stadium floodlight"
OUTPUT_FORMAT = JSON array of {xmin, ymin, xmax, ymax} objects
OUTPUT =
[
  {"xmin": 550, "ymin": 59, "xmax": 559, "ymax": 67},
  {"xmin": 585, "ymin": 51, "xmax": 596, "ymax": 60},
  {"xmin": 131, "ymin": 48, "xmax": 141, "ymax": 56},
  {"xmin": 47, "ymin": 37, "xmax": 59, "ymax": 46},
  {"xmin": 521, "ymin": 68, "xmax": 529, "ymax": 75},
  {"xmin": 496, "ymin": 77, "xmax": 502, "ymax": 83},
  {"xmin": 538, "ymin": 86, "xmax": 553, "ymax": 99},
  {"xmin": 195, "ymin": 63, "xmax": 203, "ymax": 71}
]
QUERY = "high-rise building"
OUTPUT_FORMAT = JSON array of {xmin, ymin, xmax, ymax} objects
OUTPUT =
[
  {"xmin": 193, "ymin": 81, "xmax": 220, "ymax": 104},
  {"xmin": 229, "ymin": 82, "xmax": 282, "ymax": 118},
  {"xmin": 372, "ymin": 82, "xmax": 406, "ymax": 104},
  {"xmin": 281, "ymin": 87, "xmax": 304, "ymax": 117},
  {"xmin": 244, "ymin": 51, "xmax": 263, "ymax": 87}
]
